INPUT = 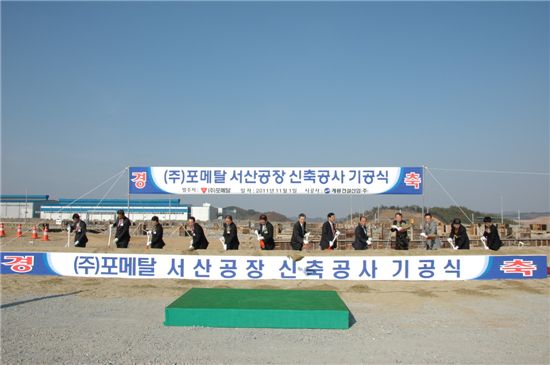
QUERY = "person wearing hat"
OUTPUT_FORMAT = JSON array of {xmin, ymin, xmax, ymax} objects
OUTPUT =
[
  {"xmin": 290, "ymin": 213, "xmax": 308, "ymax": 251},
  {"xmin": 70, "ymin": 213, "xmax": 88, "ymax": 248},
  {"xmin": 148, "ymin": 216, "xmax": 165, "ymax": 249},
  {"xmin": 112, "ymin": 209, "xmax": 131, "ymax": 248},
  {"xmin": 391, "ymin": 212, "xmax": 410, "ymax": 250},
  {"xmin": 223, "ymin": 215, "xmax": 240, "ymax": 250},
  {"xmin": 187, "ymin": 216, "xmax": 209, "ymax": 250},
  {"xmin": 257, "ymin": 214, "xmax": 275, "ymax": 250},
  {"xmin": 420, "ymin": 213, "xmax": 440, "ymax": 250},
  {"xmin": 353, "ymin": 215, "xmax": 372, "ymax": 250},
  {"xmin": 448, "ymin": 218, "xmax": 470, "ymax": 250},
  {"xmin": 482, "ymin": 217, "xmax": 502, "ymax": 251}
]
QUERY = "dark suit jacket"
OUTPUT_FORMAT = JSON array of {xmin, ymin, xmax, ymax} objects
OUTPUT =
[
  {"xmin": 483, "ymin": 224, "xmax": 502, "ymax": 251},
  {"xmin": 223, "ymin": 222, "xmax": 239, "ymax": 250},
  {"xmin": 191, "ymin": 223, "xmax": 209, "ymax": 250},
  {"xmin": 353, "ymin": 224, "xmax": 369, "ymax": 250},
  {"xmin": 257, "ymin": 221, "xmax": 275, "ymax": 250},
  {"xmin": 113, "ymin": 217, "xmax": 131, "ymax": 242},
  {"xmin": 290, "ymin": 221, "xmax": 307, "ymax": 251},
  {"xmin": 450, "ymin": 225, "xmax": 470, "ymax": 250},
  {"xmin": 320, "ymin": 221, "xmax": 336, "ymax": 250},
  {"xmin": 150, "ymin": 223, "xmax": 165, "ymax": 249},
  {"xmin": 71, "ymin": 220, "xmax": 88, "ymax": 247}
]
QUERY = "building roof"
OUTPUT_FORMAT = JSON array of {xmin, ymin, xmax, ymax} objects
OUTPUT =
[
  {"xmin": 0, "ymin": 195, "xmax": 49, "ymax": 202},
  {"xmin": 40, "ymin": 198, "xmax": 189, "ymax": 214},
  {"xmin": 56, "ymin": 198, "xmax": 182, "ymax": 207},
  {"xmin": 40, "ymin": 206, "xmax": 189, "ymax": 213}
]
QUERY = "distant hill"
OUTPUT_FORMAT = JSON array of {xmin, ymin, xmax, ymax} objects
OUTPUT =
[
  {"xmin": 346, "ymin": 205, "xmax": 516, "ymax": 225},
  {"xmin": 223, "ymin": 206, "xmax": 290, "ymax": 222},
  {"xmin": 222, "ymin": 204, "xmax": 528, "ymax": 225}
]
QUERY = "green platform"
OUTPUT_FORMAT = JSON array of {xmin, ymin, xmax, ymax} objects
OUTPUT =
[{"xmin": 164, "ymin": 288, "xmax": 350, "ymax": 329}]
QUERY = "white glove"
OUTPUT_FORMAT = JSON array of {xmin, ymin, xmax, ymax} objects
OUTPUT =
[
  {"xmin": 480, "ymin": 236, "xmax": 487, "ymax": 243},
  {"xmin": 74, "ymin": 241, "xmax": 79, "ymax": 246},
  {"xmin": 480, "ymin": 236, "xmax": 489, "ymax": 249},
  {"xmin": 256, "ymin": 232, "xmax": 264, "ymax": 241},
  {"xmin": 367, "ymin": 238, "xmax": 372, "ymax": 245},
  {"xmin": 223, "ymin": 244, "xmax": 227, "ymax": 251},
  {"xmin": 420, "ymin": 232, "xmax": 428, "ymax": 239},
  {"xmin": 114, "ymin": 237, "xmax": 119, "ymax": 243},
  {"xmin": 329, "ymin": 239, "xmax": 334, "ymax": 248},
  {"xmin": 188, "ymin": 244, "xmax": 194, "ymax": 250},
  {"xmin": 447, "ymin": 238, "xmax": 453, "ymax": 244},
  {"xmin": 391, "ymin": 225, "xmax": 399, "ymax": 230}
]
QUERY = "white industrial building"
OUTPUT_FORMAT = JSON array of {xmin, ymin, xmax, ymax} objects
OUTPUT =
[
  {"xmin": 40, "ymin": 199, "xmax": 190, "ymax": 222},
  {"xmin": 0, "ymin": 195, "xmax": 50, "ymax": 219},
  {"xmin": 190, "ymin": 203, "xmax": 219, "ymax": 222}
]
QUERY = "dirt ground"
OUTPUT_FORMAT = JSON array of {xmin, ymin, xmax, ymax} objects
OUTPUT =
[{"xmin": 1, "ymin": 233, "xmax": 549, "ymax": 364}]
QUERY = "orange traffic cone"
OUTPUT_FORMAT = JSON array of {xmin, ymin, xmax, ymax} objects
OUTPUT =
[
  {"xmin": 42, "ymin": 226, "xmax": 49, "ymax": 241},
  {"xmin": 16, "ymin": 224, "xmax": 22, "ymax": 238},
  {"xmin": 0, "ymin": 223, "xmax": 5, "ymax": 237},
  {"xmin": 31, "ymin": 226, "xmax": 39, "ymax": 239}
]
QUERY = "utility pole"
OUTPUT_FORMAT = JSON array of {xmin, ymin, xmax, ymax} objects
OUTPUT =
[
  {"xmin": 127, "ymin": 167, "xmax": 131, "ymax": 221},
  {"xmin": 500, "ymin": 195, "xmax": 504, "ymax": 225}
]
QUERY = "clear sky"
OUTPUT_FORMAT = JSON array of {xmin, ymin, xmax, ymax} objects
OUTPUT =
[{"xmin": 1, "ymin": 1, "xmax": 549, "ymax": 218}]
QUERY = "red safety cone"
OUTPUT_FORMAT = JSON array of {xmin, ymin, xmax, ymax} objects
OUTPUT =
[
  {"xmin": 0, "ymin": 223, "xmax": 5, "ymax": 237},
  {"xmin": 42, "ymin": 226, "xmax": 50, "ymax": 241},
  {"xmin": 16, "ymin": 224, "xmax": 22, "ymax": 238},
  {"xmin": 31, "ymin": 226, "xmax": 39, "ymax": 239}
]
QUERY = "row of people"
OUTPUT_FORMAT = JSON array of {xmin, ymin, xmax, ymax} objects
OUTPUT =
[
  {"xmin": 391, "ymin": 212, "xmax": 502, "ymax": 251},
  {"xmin": 68, "ymin": 210, "xmax": 502, "ymax": 251}
]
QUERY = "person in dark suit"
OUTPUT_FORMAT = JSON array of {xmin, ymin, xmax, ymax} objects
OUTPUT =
[
  {"xmin": 70, "ymin": 213, "xmax": 88, "ymax": 248},
  {"xmin": 391, "ymin": 212, "xmax": 410, "ymax": 250},
  {"xmin": 257, "ymin": 214, "xmax": 275, "ymax": 250},
  {"xmin": 290, "ymin": 213, "xmax": 308, "ymax": 251},
  {"xmin": 353, "ymin": 216, "xmax": 371, "ymax": 250},
  {"xmin": 223, "ymin": 215, "xmax": 239, "ymax": 250},
  {"xmin": 482, "ymin": 216, "xmax": 502, "ymax": 251},
  {"xmin": 320, "ymin": 212, "xmax": 338, "ymax": 250},
  {"xmin": 112, "ymin": 209, "xmax": 131, "ymax": 248},
  {"xmin": 187, "ymin": 216, "xmax": 209, "ymax": 250},
  {"xmin": 449, "ymin": 218, "xmax": 470, "ymax": 249},
  {"xmin": 148, "ymin": 216, "xmax": 165, "ymax": 249}
]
